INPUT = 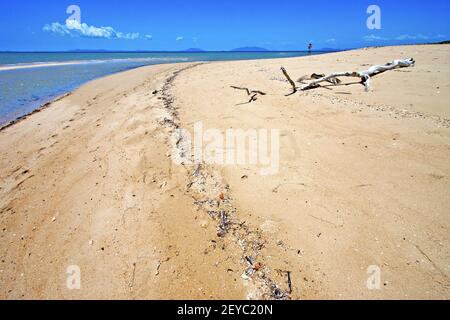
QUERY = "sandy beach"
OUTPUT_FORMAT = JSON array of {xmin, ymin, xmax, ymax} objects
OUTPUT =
[{"xmin": 0, "ymin": 44, "xmax": 449, "ymax": 300}]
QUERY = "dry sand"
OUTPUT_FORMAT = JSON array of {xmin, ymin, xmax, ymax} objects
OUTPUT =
[{"xmin": 0, "ymin": 45, "xmax": 449, "ymax": 300}]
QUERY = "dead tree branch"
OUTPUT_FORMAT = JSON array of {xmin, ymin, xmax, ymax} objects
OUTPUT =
[
  {"xmin": 230, "ymin": 86, "xmax": 267, "ymax": 96},
  {"xmin": 249, "ymin": 93, "xmax": 258, "ymax": 103},
  {"xmin": 231, "ymin": 86, "xmax": 251, "ymax": 95},
  {"xmin": 281, "ymin": 67, "xmax": 297, "ymax": 95},
  {"xmin": 300, "ymin": 58, "xmax": 415, "ymax": 92},
  {"xmin": 283, "ymin": 58, "xmax": 415, "ymax": 94},
  {"xmin": 230, "ymin": 86, "xmax": 267, "ymax": 105}
]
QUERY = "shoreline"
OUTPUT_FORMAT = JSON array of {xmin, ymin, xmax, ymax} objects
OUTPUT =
[
  {"xmin": 0, "ymin": 51, "xmax": 328, "ymax": 130},
  {"xmin": 0, "ymin": 44, "xmax": 449, "ymax": 299},
  {"xmin": 0, "ymin": 92, "xmax": 71, "ymax": 132},
  {"xmin": 0, "ymin": 60, "xmax": 195, "ymax": 129},
  {"xmin": 4, "ymin": 45, "xmax": 449, "ymax": 134}
]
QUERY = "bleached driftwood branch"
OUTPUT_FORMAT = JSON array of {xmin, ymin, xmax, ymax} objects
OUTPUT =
[{"xmin": 283, "ymin": 58, "xmax": 415, "ymax": 93}]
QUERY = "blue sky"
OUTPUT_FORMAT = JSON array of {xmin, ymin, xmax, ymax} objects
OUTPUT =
[{"xmin": 0, "ymin": 0, "xmax": 448, "ymax": 51}]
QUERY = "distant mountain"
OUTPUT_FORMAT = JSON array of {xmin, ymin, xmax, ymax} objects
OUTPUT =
[
  {"xmin": 68, "ymin": 49, "xmax": 112, "ymax": 52},
  {"xmin": 183, "ymin": 48, "xmax": 206, "ymax": 52},
  {"xmin": 231, "ymin": 47, "xmax": 269, "ymax": 52}
]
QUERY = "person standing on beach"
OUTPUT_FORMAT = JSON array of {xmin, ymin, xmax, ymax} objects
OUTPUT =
[{"xmin": 308, "ymin": 43, "xmax": 313, "ymax": 54}]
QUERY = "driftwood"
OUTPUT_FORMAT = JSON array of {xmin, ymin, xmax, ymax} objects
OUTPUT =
[
  {"xmin": 281, "ymin": 58, "xmax": 415, "ymax": 93},
  {"xmin": 281, "ymin": 67, "xmax": 297, "ymax": 95},
  {"xmin": 298, "ymin": 73, "xmax": 342, "ymax": 85},
  {"xmin": 231, "ymin": 86, "xmax": 267, "ymax": 104},
  {"xmin": 230, "ymin": 86, "xmax": 266, "ymax": 96},
  {"xmin": 248, "ymin": 93, "xmax": 258, "ymax": 103}
]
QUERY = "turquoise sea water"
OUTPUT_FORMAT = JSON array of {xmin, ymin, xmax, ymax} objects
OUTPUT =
[{"xmin": 0, "ymin": 51, "xmax": 323, "ymax": 126}]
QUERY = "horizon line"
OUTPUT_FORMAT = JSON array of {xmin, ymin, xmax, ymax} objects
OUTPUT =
[
  {"xmin": 0, "ymin": 49, "xmax": 346, "ymax": 53},
  {"xmin": 1, "ymin": 41, "xmax": 448, "ymax": 53}
]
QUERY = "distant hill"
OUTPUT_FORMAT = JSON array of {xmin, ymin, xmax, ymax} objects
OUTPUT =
[
  {"xmin": 68, "ymin": 49, "xmax": 112, "ymax": 52},
  {"xmin": 183, "ymin": 48, "xmax": 206, "ymax": 52},
  {"xmin": 231, "ymin": 47, "xmax": 269, "ymax": 52}
]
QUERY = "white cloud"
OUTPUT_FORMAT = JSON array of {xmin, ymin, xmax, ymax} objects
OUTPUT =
[
  {"xmin": 396, "ymin": 34, "xmax": 412, "ymax": 40},
  {"xmin": 396, "ymin": 34, "xmax": 446, "ymax": 41},
  {"xmin": 145, "ymin": 34, "xmax": 153, "ymax": 40},
  {"xmin": 44, "ymin": 22, "xmax": 71, "ymax": 36},
  {"xmin": 363, "ymin": 34, "xmax": 389, "ymax": 42},
  {"xmin": 324, "ymin": 38, "xmax": 337, "ymax": 43},
  {"xmin": 363, "ymin": 33, "xmax": 446, "ymax": 43},
  {"xmin": 44, "ymin": 19, "xmax": 140, "ymax": 40},
  {"xmin": 176, "ymin": 36, "xmax": 183, "ymax": 41},
  {"xmin": 117, "ymin": 32, "xmax": 140, "ymax": 40},
  {"xmin": 396, "ymin": 34, "xmax": 429, "ymax": 40}
]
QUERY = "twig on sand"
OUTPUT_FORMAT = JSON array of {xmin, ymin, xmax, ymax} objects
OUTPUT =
[
  {"xmin": 231, "ymin": 86, "xmax": 267, "ymax": 105},
  {"xmin": 248, "ymin": 93, "xmax": 258, "ymax": 103},
  {"xmin": 287, "ymin": 271, "xmax": 292, "ymax": 294},
  {"xmin": 280, "ymin": 67, "xmax": 297, "ymax": 96},
  {"xmin": 230, "ymin": 86, "xmax": 266, "ymax": 96},
  {"xmin": 275, "ymin": 269, "xmax": 293, "ymax": 295}
]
